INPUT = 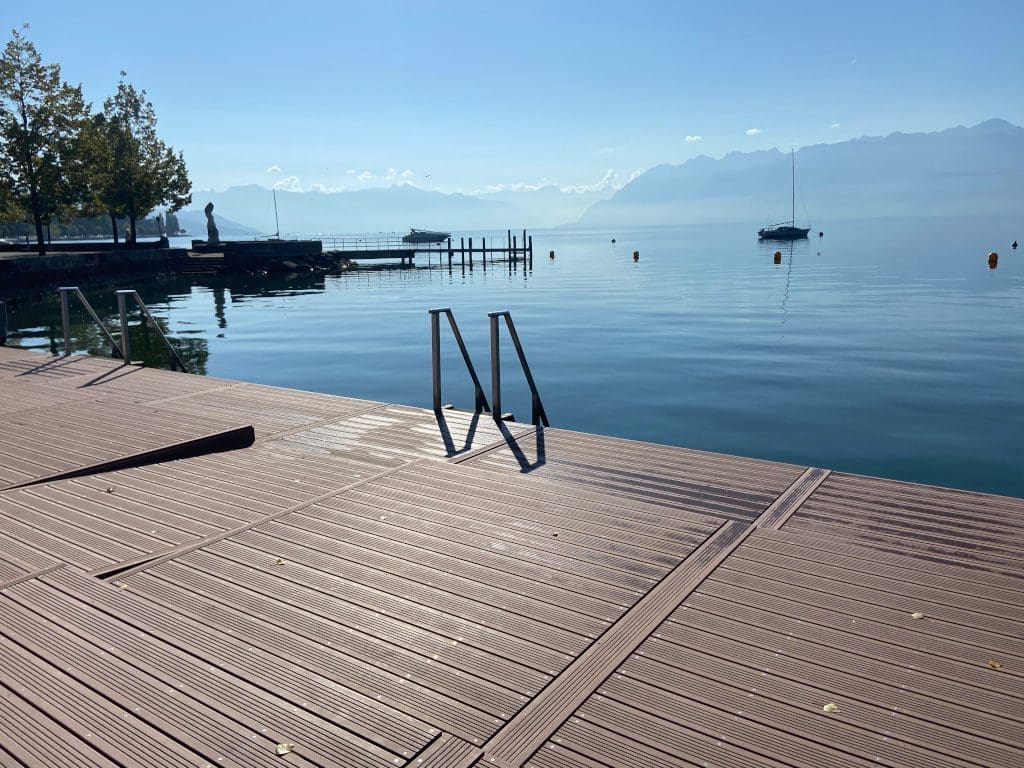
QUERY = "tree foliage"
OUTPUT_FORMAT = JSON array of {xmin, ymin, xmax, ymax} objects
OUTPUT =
[
  {"xmin": 0, "ymin": 27, "xmax": 90, "ymax": 254},
  {"xmin": 101, "ymin": 74, "xmax": 191, "ymax": 244}
]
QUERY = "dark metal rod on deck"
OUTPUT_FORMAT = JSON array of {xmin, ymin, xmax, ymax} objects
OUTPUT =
[
  {"xmin": 489, "ymin": 313, "xmax": 501, "ymax": 418},
  {"xmin": 121, "ymin": 290, "xmax": 188, "ymax": 372},
  {"xmin": 59, "ymin": 287, "xmax": 71, "ymax": 355},
  {"xmin": 116, "ymin": 291, "xmax": 131, "ymax": 362},
  {"xmin": 430, "ymin": 309, "xmax": 442, "ymax": 411},
  {"xmin": 489, "ymin": 310, "xmax": 549, "ymax": 426}
]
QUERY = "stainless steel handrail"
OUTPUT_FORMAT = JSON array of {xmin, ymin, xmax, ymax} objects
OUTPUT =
[
  {"xmin": 58, "ymin": 287, "xmax": 124, "ymax": 360},
  {"xmin": 429, "ymin": 307, "xmax": 490, "ymax": 414},
  {"xmin": 116, "ymin": 290, "xmax": 189, "ymax": 372},
  {"xmin": 489, "ymin": 311, "xmax": 549, "ymax": 426},
  {"xmin": 0, "ymin": 300, "xmax": 7, "ymax": 345}
]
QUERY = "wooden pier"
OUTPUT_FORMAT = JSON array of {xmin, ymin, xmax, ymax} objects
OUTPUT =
[
  {"xmin": 0, "ymin": 345, "xmax": 1022, "ymax": 767},
  {"xmin": 323, "ymin": 229, "xmax": 535, "ymax": 268}
]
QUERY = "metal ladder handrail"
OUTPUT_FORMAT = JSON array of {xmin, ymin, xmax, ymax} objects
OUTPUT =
[
  {"xmin": 58, "ymin": 286, "xmax": 124, "ymax": 360},
  {"xmin": 489, "ymin": 311, "xmax": 549, "ymax": 426},
  {"xmin": 116, "ymin": 290, "xmax": 189, "ymax": 373},
  {"xmin": 429, "ymin": 307, "xmax": 490, "ymax": 414}
]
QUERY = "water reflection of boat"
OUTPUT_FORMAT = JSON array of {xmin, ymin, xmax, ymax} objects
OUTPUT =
[
  {"xmin": 758, "ymin": 149, "xmax": 810, "ymax": 241},
  {"xmin": 402, "ymin": 229, "xmax": 450, "ymax": 244}
]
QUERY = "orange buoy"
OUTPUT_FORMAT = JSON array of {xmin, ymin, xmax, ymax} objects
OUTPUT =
[
  {"xmin": 988, "ymin": 252, "xmax": 998, "ymax": 269},
  {"xmin": 632, "ymin": 250, "xmax": 639, "ymax": 261},
  {"xmin": 773, "ymin": 250, "xmax": 782, "ymax": 264}
]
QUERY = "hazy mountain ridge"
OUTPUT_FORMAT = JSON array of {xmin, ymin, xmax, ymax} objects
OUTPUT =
[
  {"xmin": 579, "ymin": 119, "xmax": 1024, "ymax": 226},
  {"xmin": 184, "ymin": 119, "xmax": 1024, "ymax": 234}
]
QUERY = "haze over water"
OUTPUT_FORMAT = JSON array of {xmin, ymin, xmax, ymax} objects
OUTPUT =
[{"xmin": 7, "ymin": 215, "xmax": 1022, "ymax": 497}]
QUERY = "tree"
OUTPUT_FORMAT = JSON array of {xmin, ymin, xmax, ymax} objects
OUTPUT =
[
  {"xmin": 0, "ymin": 27, "xmax": 90, "ymax": 255},
  {"xmin": 102, "ymin": 74, "xmax": 191, "ymax": 245}
]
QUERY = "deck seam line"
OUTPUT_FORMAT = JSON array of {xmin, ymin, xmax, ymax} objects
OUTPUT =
[
  {"xmin": 139, "ymin": 380, "xmax": 249, "ymax": 406},
  {"xmin": 481, "ymin": 519, "xmax": 752, "ymax": 768},
  {"xmin": 754, "ymin": 466, "xmax": 831, "ymax": 530},
  {"xmin": 253, "ymin": 401, "xmax": 395, "ymax": 443},
  {"xmin": 449, "ymin": 425, "xmax": 539, "ymax": 465},
  {"xmin": 0, "ymin": 563, "xmax": 66, "ymax": 592},
  {"xmin": 86, "ymin": 457, "xmax": 431, "ymax": 580}
]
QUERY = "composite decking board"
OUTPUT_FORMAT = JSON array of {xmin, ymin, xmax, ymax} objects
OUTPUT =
[
  {"xmin": 138, "ymin": 555, "xmax": 553, "ymax": 697},
  {"xmin": 689, "ymin": 583, "xmax": 1024, "ymax": 698},
  {"xmin": 234, "ymin": 520, "xmax": 613, "ymax": 639},
  {"xmin": 652, "ymin": 618, "xmax": 1024, "ymax": 749},
  {"xmin": 0, "ymin": 501, "xmax": 139, "ymax": 569},
  {"xmin": 787, "ymin": 490, "xmax": 1024, "ymax": 547},
  {"xmin": 41, "ymin": 570, "xmax": 506, "ymax": 745},
  {"xmin": 264, "ymin": 507, "xmax": 628, "ymax": 625},
  {"xmin": 755, "ymin": 466, "xmax": 831, "ymax": 530},
  {"xmin": 337, "ymin": 485, "xmax": 689, "ymax": 585},
  {"xmin": 0, "ymin": 601, "xmax": 330, "ymax": 768},
  {"xmin": 482, "ymin": 520, "xmax": 738, "ymax": 768},
  {"xmin": 466, "ymin": 426, "xmax": 803, "ymax": 485},
  {"xmin": 7, "ymin": 579, "xmax": 412, "ymax": 767},
  {"xmin": 461, "ymin": 459, "xmax": 785, "ymax": 522},
  {"xmin": 616, "ymin": 653, "xmax": 998, "ymax": 768},
  {"xmin": 215, "ymin": 531, "xmax": 591, "ymax": 655},
  {"xmin": 0, "ymin": 490, "xmax": 194, "ymax": 559},
  {"xmin": 817, "ymin": 472, "xmax": 1024, "ymax": 517},
  {"xmin": 719, "ymin": 553, "xmax": 1024, "ymax": 640},
  {"xmin": 291, "ymin": 496, "xmax": 649, "ymax": 608},
  {"xmin": 0, "ymin": 678, "xmax": 126, "ymax": 768},
  {"xmin": 0, "ymin": 377, "xmax": 104, "ymax": 417},
  {"xmin": 40, "ymin": 569, "xmax": 444, "ymax": 755},
  {"xmin": 413, "ymin": 733, "xmax": 482, "ymax": 768},
  {"xmin": 545, "ymin": 713, "xmax": 780, "ymax": 768},
  {"xmin": 165, "ymin": 540, "xmax": 574, "ymax": 674},
  {"xmin": 783, "ymin": 516, "xmax": 1024, "ymax": 578},
  {"xmin": 629, "ymin": 640, "xmax": 1024, "ymax": 767},
  {"xmin": 362, "ymin": 466, "xmax": 720, "ymax": 561},
  {"xmin": 743, "ymin": 527, "xmax": 1024, "ymax": 603}
]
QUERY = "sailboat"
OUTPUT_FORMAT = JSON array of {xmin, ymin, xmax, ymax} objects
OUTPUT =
[
  {"xmin": 267, "ymin": 189, "xmax": 282, "ymax": 241},
  {"xmin": 758, "ymin": 149, "xmax": 810, "ymax": 241}
]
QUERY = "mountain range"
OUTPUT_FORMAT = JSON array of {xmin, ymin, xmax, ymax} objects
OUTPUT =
[{"xmin": 180, "ymin": 119, "xmax": 1024, "ymax": 235}]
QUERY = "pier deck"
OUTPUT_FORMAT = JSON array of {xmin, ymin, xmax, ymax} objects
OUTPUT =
[{"xmin": 0, "ymin": 345, "xmax": 1021, "ymax": 768}]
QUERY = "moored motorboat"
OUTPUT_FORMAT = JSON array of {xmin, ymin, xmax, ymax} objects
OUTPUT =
[{"xmin": 402, "ymin": 229, "xmax": 450, "ymax": 244}]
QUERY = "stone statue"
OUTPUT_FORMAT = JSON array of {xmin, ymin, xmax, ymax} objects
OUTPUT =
[{"xmin": 204, "ymin": 202, "xmax": 220, "ymax": 245}]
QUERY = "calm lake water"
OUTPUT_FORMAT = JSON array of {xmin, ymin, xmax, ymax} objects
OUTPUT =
[{"xmin": 5, "ymin": 216, "xmax": 1023, "ymax": 497}]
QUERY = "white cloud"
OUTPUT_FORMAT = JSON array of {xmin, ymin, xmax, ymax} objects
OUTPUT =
[
  {"xmin": 401, "ymin": 169, "xmax": 414, "ymax": 178},
  {"xmin": 309, "ymin": 183, "xmax": 345, "ymax": 193},
  {"xmin": 561, "ymin": 169, "xmax": 617, "ymax": 193},
  {"xmin": 266, "ymin": 165, "xmax": 281, "ymax": 173},
  {"xmin": 626, "ymin": 168, "xmax": 644, "ymax": 183},
  {"xmin": 830, "ymin": 122, "xmax": 840, "ymax": 128},
  {"xmin": 482, "ymin": 179, "xmax": 551, "ymax": 193},
  {"xmin": 346, "ymin": 169, "xmax": 357, "ymax": 176},
  {"xmin": 746, "ymin": 128, "xmax": 761, "ymax": 136},
  {"xmin": 272, "ymin": 176, "xmax": 301, "ymax": 192},
  {"xmin": 386, "ymin": 167, "xmax": 398, "ymax": 180},
  {"xmin": 357, "ymin": 171, "xmax": 375, "ymax": 182},
  {"xmin": 684, "ymin": 135, "xmax": 703, "ymax": 143}
]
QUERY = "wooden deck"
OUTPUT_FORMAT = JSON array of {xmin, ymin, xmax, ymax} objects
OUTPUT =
[{"xmin": 0, "ymin": 345, "xmax": 1021, "ymax": 768}]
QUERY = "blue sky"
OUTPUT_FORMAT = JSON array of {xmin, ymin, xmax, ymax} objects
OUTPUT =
[{"xmin": 4, "ymin": 1, "xmax": 1022, "ymax": 195}]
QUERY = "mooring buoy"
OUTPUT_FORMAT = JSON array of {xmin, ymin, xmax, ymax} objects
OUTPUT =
[
  {"xmin": 549, "ymin": 250, "xmax": 555, "ymax": 259},
  {"xmin": 988, "ymin": 252, "xmax": 998, "ymax": 269},
  {"xmin": 611, "ymin": 238, "xmax": 616, "ymax": 243},
  {"xmin": 773, "ymin": 250, "xmax": 782, "ymax": 264},
  {"xmin": 633, "ymin": 250, "xmax": 639, "ymax": 261}
]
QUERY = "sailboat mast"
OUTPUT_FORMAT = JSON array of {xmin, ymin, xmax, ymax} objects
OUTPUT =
[
  {"xmin": 791, "ymin": 149, "xmax": 795, "ymax": 226},
  {"xmin": 273, "ymin": 189, "xmax": 280, "ymax": 238}
]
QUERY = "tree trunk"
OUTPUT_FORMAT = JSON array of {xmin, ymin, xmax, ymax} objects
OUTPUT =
[
  {"xmin": 128, "ymin": 205, "xmax": 137, "ymax": 246},
  {"xmin": 32, "ymin": 209, "xmax": 46, "ymax": 257},
  {"xmin": 109, "ymin": 212, "xmax": 119, "ymax": 246}
]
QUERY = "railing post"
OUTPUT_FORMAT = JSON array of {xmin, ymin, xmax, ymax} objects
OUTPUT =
[
  {"xmin": 430, "ymin": 308, "xmax": 443, "ymax": 412},
  {"xmin": 116, "ymin": 290, "xmax": 132, "ymax": 363},
  {"xmin": 58, "ymin": 287, "xmax": 72, "ymax": 356},
  {"xmin": 0, "ymin": 300, "xmax": 7, "ymax": 346},
  {"xmin": 489, "ymin": 312, "xmax": 501, "ymax": 419}
]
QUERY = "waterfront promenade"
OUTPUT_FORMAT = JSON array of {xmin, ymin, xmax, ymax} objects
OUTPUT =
[{"xmin": 0, "ymin": 345, "xmax": 1021, "ymax": 767}]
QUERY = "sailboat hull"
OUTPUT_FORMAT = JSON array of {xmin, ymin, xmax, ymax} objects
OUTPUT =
[{"xmin": 758, "ymin": 226, "xmax": 810, "ymax": 240}]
